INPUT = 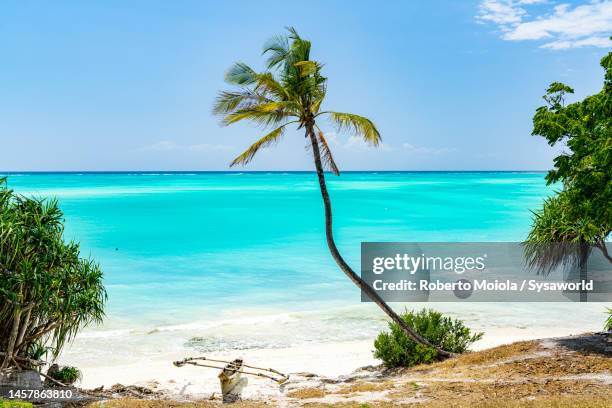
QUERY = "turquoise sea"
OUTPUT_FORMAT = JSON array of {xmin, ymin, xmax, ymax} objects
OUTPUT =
[{"xmin": 2, "ymin": 172, "xmax": 605, "ymax": 364}]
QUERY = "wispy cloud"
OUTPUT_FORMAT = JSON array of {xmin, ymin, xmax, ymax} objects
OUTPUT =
[
  {"xmin": 320, "ymin": 132, "xmax": 393, "ymax": 151},
  {"xmin": 145, "ymin": 140, "xmax": 233, "ymax": 152},
  {"xmin": 322, "ymin": 132, "xmax": 454, "ymax": 155},
  {"xmin": 344, "ymin": 135, "xmax": 393, "ymax": 151},
  {"xmin": 477, "ymin": 0, "xmax": 612, "ymax": 50}
]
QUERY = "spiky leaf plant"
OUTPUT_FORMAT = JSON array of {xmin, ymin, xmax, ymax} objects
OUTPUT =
[{"xmin": 0, "ymin": 177, "xmax": 106, "ymax": 371}]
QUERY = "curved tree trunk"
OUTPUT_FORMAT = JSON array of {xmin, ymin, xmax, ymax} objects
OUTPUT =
[{"xmin": 306, "ymin": 125, "xmax": 454, "ymax": 359}]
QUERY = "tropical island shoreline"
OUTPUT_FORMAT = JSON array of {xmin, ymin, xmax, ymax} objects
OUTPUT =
[
  {"xmin": 1, "ymin": 3, "xmax": 610, "ymax": 406},
  {"xmin": 75, "ymin": 331, "xmax": 611, "ymax": 407}
]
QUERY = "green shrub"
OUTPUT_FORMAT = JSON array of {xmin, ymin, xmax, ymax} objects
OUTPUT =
[
  {"xmin": 26, "ymin": 342, "xmax": 50, "ymax": 362},
  {"xmin": 605, "ymin": 308, "xmax": 612, "ymax": 331},
  {"xmin": 53, "ymin": 366, "xmax": 82, "ymax": 385},
  {"xmin": 373, "ymin": 308, "xmax": 484, "ymax": 368}
]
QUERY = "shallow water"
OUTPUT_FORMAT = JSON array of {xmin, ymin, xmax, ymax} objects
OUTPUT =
[{"xmin": 2, "ymin": 172, "xmax": 605, "ymax": 362}]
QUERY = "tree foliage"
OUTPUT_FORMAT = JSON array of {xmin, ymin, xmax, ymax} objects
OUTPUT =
[
  {"xmin": 0, "ymin": 178, "xmax": 106, "ymax": 370},
  {"xmin": 374, "ymin": 309, "xmax": 483, "ymax": 368},
  {"xmin": 213, "ymin": 27, "xmax": 381, "ymax": 173},
  {"xmin": 525, "ymin": 50, "xmax": 612, "ymax": 272}
]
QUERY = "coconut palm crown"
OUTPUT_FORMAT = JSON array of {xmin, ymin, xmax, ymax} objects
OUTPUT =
[{"xmin": 213, "ymin": 27, "xmax": 380, "ymax": 173}]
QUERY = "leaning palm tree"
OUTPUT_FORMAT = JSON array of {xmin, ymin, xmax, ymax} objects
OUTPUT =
[{"xmin": 214, "ymin": 28, "xmax": 453, "ymax": 359}]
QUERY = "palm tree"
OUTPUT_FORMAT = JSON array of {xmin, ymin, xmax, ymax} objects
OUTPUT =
[{"xmin": 214, "ymin": 28, "xmax": 453, "ymax": 359}]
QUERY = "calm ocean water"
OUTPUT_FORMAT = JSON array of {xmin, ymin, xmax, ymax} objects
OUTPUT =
[{"xmin": 3, "ymin": 172, "xmax": 605, "ymax": 360}]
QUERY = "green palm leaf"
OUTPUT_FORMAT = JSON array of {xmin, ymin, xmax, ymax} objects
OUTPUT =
[
  {"xmin": 254, "ymin": 73, "xmax": 288, "ymax": 100},
  {"xmin": 213, "ymin": 90, "xmax": 272, "ymax": 116},
  {"xmin": 223, "ymin": 102, "xmax": 295, "ymax": 126},
  {"xmin": 231, "ymin": 125, "xmax": 288, "ymax": 167},
  {"xmin": 263, "ymin": 34, "xmax": 290, "ymax": 70},
  {"xmin": 225, "ymin": 62, "xmax": 258, "ymax": 85},
  {"xmin": 325, "ymin": 112, "xmax": 381, "ymax": 146}
]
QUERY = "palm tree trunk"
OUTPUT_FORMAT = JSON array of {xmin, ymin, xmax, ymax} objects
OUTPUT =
[{"xmin": 306, "ymin": 125, "xmax": 454, "ymax": 359}]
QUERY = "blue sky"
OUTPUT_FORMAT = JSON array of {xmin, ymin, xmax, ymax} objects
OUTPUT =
[{"xmin": 1, "ymin": 0, "xmax": 610, "ymax": 171}]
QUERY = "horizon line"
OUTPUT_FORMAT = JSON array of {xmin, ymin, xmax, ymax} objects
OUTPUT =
[{"xmin": 0, "ymin": 170, "xmax": 548, "ymax": 174}]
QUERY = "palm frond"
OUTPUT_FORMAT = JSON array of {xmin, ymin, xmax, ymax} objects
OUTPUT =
[
  {"xmin": 225, "ymin": 62, "xmax": 258, "ymax": 85},
  {"xmin": 289, "ymin": 37, "xmax": 311, "ymax": 65},
  {"xmin": 286, "ymin": 26, "xmax": 301, "ymax": 40},
  {"xmin": 212, "ymin": 90, "xmax": 273, "ymax": 116},
  {"xmin": 264, "ymin": 27, "xmax": 310, "ymax": 75},
  {"xmin": 294, "ymin": 61, "xmax": 321, "ymax": 77},
  {"xmin": 254, "ymin": 73, "xmax": 288, "ymax": 100},
  {"xmin": 317, "ymin": 131, "xmax": 339, "ymax": 175},
  {"xmin": 263, "ymin": 34, "xmax": 290, "ymax": 70},
  {"xmin": 223, "ymin": 102, "xmax": 296, "ymax": 126},
  {"xmin": 230, "ymin": 125, "xmax": 288, "ymax": 167},
  {"xmin": 325, "ymin": 112, "xmax": 381, "ymax": 146},
  {"xmin": 311, "ymin": 96, "xmax": 324, "ymax": 114}
]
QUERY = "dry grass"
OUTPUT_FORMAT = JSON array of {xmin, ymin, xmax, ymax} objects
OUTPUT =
[
  {"xmin": 334, "ymin": 380, "xmax": 397, "ymax": 394},
  {"xmin": 390, "ymin": 378, "xmax": 611, "ymax": 401},
  {"xmin": 423, "ymin": 395, "xmax": 612, "ymax": 408},
  {"xmin": 301, "ymin": 395, "xmax": 612, "ymax": 408},
  {"xmin": 286, "ymin": 387, "xmax": 327, "ymax": 399},
  {"xmin": 301, "ymin": 403, "xmax": 408, "ymax": 408},
  {"xmin": 87, "ymin": 399, "xmax": 270, "ymax": 408},
  {"xmin": 434, "ymin": 340, "xmax": 538, "ymax": 368},
  {"xmin": 486, "ymin": 353, "xmax": 612, "ymax": 378}
]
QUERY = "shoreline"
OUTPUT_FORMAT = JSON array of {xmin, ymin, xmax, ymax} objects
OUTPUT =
[
  {"xmin": 77, "ymin": 331, "xmax": 612, "ymax": 408},
  {"xmin": 69, "ymin": 324, "xmax": 604, "ymax": 400}
]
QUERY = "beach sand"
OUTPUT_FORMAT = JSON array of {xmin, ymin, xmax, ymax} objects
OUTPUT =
[{"xmin": 69, "ymin": 324, "xmax": 602, "ymax": 400}]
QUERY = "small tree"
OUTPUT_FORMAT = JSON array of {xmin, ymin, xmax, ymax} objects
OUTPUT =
[
  {"xmin": 525, "ymin": 49, "xmax": 611, "ymax": 274},
  {"xmin": 0, "ymin": 177, "xmax": 106, "ymax": 371}
]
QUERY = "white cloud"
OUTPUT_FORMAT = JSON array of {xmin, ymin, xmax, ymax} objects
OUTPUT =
[
  {"xmin": 319, "ymin": 131, "xmax": 452, "ymax": 155},
  {"xmin": 321, "ymin": 132, "xmax": 393, "ymax": 151},
  {"xmin": 542, "ymin": 34, "xmax": 612, "ymax": 49},
  {"xmin": 477, "ymin": 0, "xmax": 530, "ymax": 25},
  {"xmin": 477, "ymin": 0, "xmax": 612, "ymax": 49},
  {"xmin": 145, "ymin": 140, "xmax": 232, "ymax": 152},
  {"xmin": 344, "ymin": 135, "xmax": 393, "ymax": 151}
]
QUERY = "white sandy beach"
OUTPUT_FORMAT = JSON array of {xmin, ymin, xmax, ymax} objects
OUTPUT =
[{"xmin": 59, "ymin": 302, "xmax": 608, "ymax": 400}]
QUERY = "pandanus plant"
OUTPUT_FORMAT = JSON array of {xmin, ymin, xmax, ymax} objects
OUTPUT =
[
  {"xmin": 0, "ymin": 178, "xmax": 106, "ymax": 371},
  {"xmin": 214, "ymin": 28, "xmax": 453, "ymax": 359}
]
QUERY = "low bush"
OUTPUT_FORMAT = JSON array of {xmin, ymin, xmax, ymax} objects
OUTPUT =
[
  {"xmin": 53, "ymin": 366, "xmax": 82, "ymax": 385},
  {"xmin": 374, "ymin": 308, "xmax": 484, "ymax": 368}
]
